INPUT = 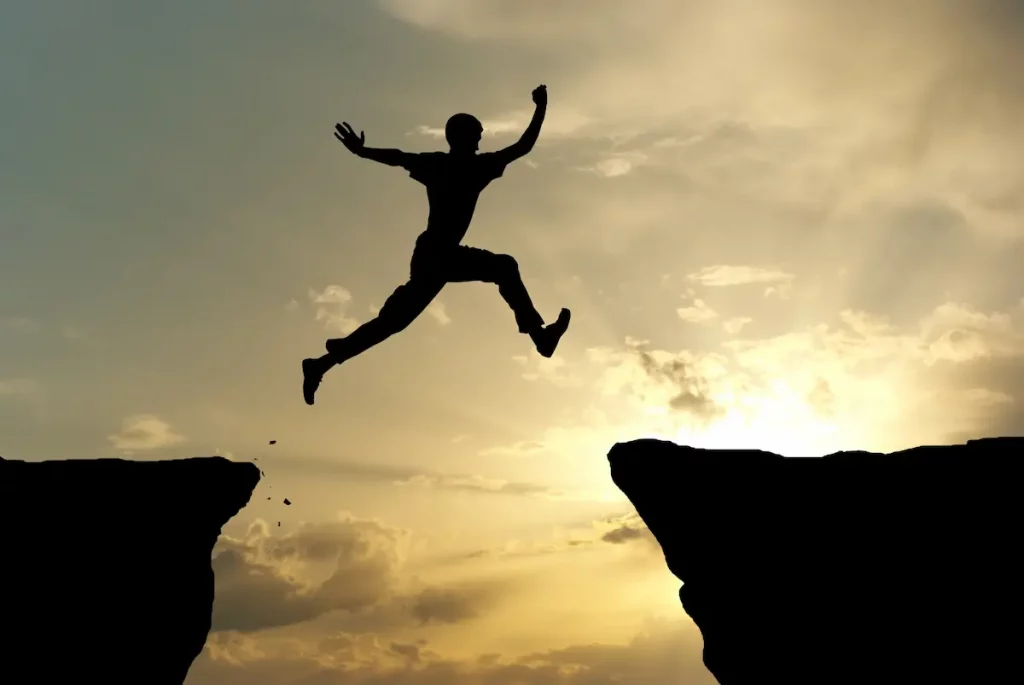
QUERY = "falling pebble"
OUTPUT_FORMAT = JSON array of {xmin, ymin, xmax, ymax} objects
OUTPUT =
[
  {"xmin": 283, "ymin": 498, "xmax": 291, "ymax": 505},
  {"xmin": 277, "ymin": 521, "xmax": 281, "ymax": 527},
  {"xmin": 253, "ymin": 457, "xmax": 258, "ymax": 461},
  {"xmin": 269, "ymin": 440, "xmax": 276, "ymax": 445},
  {"xmin": 267, "ymin": 497, "xmax": 271, "ymax": 500},
  {"xmin": 260, "ymin": 470, "xmax": 265, "ymax": 476}
]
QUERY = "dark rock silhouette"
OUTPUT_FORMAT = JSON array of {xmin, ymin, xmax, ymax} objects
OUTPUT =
[
  {"xmin": 1, "ymin": 456, "xmax": 259, "ymax": 685},
  {"xmin": 609, "ymin": 437, "xmax": 1023, "ymax": 685}
]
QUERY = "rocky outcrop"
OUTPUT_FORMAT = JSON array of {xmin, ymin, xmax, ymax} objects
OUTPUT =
[
  {"xmin": 609, "ymin": 437, "xmax": 1023, "ymax": 685},
  {"xmin": 0, "ymin": 456, "xmax": 260, "ymax": 685}
]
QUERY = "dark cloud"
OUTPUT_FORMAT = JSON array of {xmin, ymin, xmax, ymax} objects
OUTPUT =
[
  {"xmin": 923, "ymin": 356, "xmax": 1024, "ymax": 441},
  {"xmin": 187, "ymin": 618, "xmax": 715, "ymax": 685},
  {"xmin": 597, "ymin": 512, "xmax": 658, "ymax": 549},
  {"xmin": 409, "ymin": 585, "xmax": 497, "ymax": 625},
  {"xmin": 211, "ymin": 517, "xmax": 502, "ymax": 634},
  {"xmin": 389, "ymin": 641, "xmax": 428, "ymax": 664},
  {"xmin": 806, "ymin": 378, "xmax": 836, "ymax": 417},
  {"xmin": 211, "ymin": 517, "xmax": 406, "ymax": 633},
  {"xmin": 632, "ymin": 345, "xmax": 722, "ymax": 420},
  {"xmin": 600, "ymin": 526, "xmax": 644, "ymax": 544}
]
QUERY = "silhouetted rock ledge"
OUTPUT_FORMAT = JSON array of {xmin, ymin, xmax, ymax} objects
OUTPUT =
[
  {"xmin": 0, "ymin": 456, "xmax": 260, "ymax": 685},
  {"xmin": 608, "ymin": 437, "xmax": 1023, "ymax": 685}
]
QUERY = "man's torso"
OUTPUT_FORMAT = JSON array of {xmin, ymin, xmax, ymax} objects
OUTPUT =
[{"xmin": 404, "ymin": 152, "xmax": 507, "ymax": 246}]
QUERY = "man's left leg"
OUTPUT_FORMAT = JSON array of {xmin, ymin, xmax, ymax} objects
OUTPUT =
[{"xmin": 446, "ymin": 246, "xmax": 570, "ymax": 357}]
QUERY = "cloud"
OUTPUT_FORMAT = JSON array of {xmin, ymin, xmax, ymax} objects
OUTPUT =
[
  {"xmin": 413, "ymin": 117, "xmax": 522, "ymax": 140},
  {"xmin": 211, "ymin": 515, "xmax": 407, "ymax": 633},
  {"xmin": 387, "ymin": 0, "xmax": 1024, "ymax": 240},
  {"xmin": 189, "ymin": 616, "xmax": 715, "ymax": 685},
  {"xmin": 511, "ymin": 354, "xmax": 583, "ymax": 388},
  {"xmin": 411, "ymin": 107, "xmax": 595, "ymax": 142},
  {"xmin": 676, "ymin": 298, "xmax": 718, "ymax": 323},
  {"xmin": 425, "ymin": 301, "xmax": 451, "ymax": 325},
  {"xmin": 577, "ymin": 154, "xmax": 646, "ymax": 178},
  {"xmin": 723, "ymin": 317, "xmax": 753, "ymax": 335},
  {"xmin": 107, "ymin": 414, "xmax": 185, "ymax": 451},
  {"xmin": 687, "ymin": 265, "xmax": 796, "ymax": 287},
  {"xmin": 573, "ymin": 297, "xmax": 1024, "ymax": 454},
  {"xmin": 394, "ymin": 471, "xmax": 573, "ymax": 500},
  {"xmin": 478, "ymin": 440, "xmax": 546, "ymax": 458},
  {"xmin": 211, "ymin": 515, "xmax": 514, "ymax": 635},
  {"xmin": 635, "ymin": 348, "xmax": 723, "ymax": 419},
  {"xmin": 587, "ymin": 341, "xmax": 724, "ymax": 421},
  {"xmin": 409, "ymin": 584, "xmax": 499, "ymax": 625},
  {"xmin": 596, "ymin": 512, "xmax": 658, "ymax": 549},
  {"xmin": 764, "ymin": 283, "xmax": 794, "ymax": 300},
  {"xmin": 309, "ymin": 285, "xmax": 360, "ymax": 334}
]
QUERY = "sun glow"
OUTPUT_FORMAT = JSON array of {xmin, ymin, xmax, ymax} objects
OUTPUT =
[{"xmin": 635, "ymin": 380, "xmax": 859, "ymax": 457}]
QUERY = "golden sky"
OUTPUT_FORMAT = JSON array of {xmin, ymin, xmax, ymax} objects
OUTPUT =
[{"xmin": 2, "ymin": 1, "xmax": 1023, "ymax": 683}]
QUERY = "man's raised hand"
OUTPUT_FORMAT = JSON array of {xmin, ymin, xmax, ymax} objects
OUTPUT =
[
  {"xmin": 334, "ymin": 122, "xmax": 366, "ymax": 154},
  {"xmin": 532, "ymin": 84, "xmax": 547, "ymax": 106}
]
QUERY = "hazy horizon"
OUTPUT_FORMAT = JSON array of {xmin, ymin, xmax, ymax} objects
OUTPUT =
[{"xmin": 3, "ymin": 1, "xmax": 1023, "ymax": 683}]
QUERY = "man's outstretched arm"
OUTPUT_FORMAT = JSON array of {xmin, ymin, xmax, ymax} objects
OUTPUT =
[
  {"xmin": 334, "ymin": 122, "xmax": 412, "ymax": 167},
  {"xmin": 494, "ymin": 85, "xmax": 547, "ymax": 165}
]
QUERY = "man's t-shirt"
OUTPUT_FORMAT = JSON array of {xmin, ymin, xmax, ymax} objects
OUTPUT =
[{"xmin": 401, "ymin": 151, "xmax": 508, "ymax": 246}]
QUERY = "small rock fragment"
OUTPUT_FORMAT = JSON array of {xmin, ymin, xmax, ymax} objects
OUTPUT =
[
  {"xmin": 283, "ymin": 498, "xmax": 291, "ymax": 505},
  {"xmin": 269, "ymin": 440, "xmax": 276, "ymax": 445}
]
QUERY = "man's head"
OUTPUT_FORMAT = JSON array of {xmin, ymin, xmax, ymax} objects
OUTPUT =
[{"xmin": 445, "ymin": 113, "xmax": 483, "ymax": 154}]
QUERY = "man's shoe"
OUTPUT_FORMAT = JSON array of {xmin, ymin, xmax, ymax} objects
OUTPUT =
[
  {"xmin": 535, "ymin": 308, "xmax": 571, "ymax": 358},
  {"xmin": 302, "ymin": 358, "xmax": 325, "ymax": 406}
]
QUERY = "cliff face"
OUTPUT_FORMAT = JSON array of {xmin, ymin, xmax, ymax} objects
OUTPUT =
[
  {"xmin": 609, "ymin": 438, "xmax": 1023, "ymax": 685},
  {"xmin": 0, "ymin": 456, "xmax": 260, "ymax": 685}
]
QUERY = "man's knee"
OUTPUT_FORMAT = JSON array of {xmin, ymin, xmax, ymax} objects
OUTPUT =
[{"xmin": 493, "ymin": 254, "xmax": 520, "ymax": 281}]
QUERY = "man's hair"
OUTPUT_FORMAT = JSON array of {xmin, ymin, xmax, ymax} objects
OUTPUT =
[{"xmin": 445, "ymin": 113, "xmax": 483, "ymax": 147}]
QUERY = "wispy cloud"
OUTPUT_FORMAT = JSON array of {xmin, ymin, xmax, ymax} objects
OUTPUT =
[
  {"xmin": 107, "ymin": 414, "xmax": 186, "ymax": 452},
  {"xmin": 308, "ymin": 285, "xmax": 360, "ymax": 334},
  {"xmin": 426, "ymin": 301, "xmax": 451, "ymax": 325},
  {"xmin": 411, "ymin": 107, "xmax": 594, "ymax": 142},
  {"xmin": 687, "ymin": 265, "xmax": 796, "ymax": 287},
  {"xmin": 723, "ymin": 317, "xmax": 753, "ymax": 334},
  {"xmin": 676, "ymin": 298, "xmax": 718, "ymax": 323},
  {"xmin": 577, "ymin": 153, "xmax": 648, "ymax": 178},
  {"xmin": 511, "ymin": 354, "xmax": 582, "ymax": 388}
]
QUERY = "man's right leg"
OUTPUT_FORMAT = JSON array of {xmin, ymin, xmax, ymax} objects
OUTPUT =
[
  {"xmin": 302, "ymin": 279, "xmax": 443, "ymax": 405},
  {"xmin": 445, "ymin": 246, "xmax": 571, "ymax": 358}
]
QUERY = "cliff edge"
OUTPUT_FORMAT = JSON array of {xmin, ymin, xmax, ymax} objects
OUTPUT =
[
  {"xmin": 609, "ymin": 437, "xmax": 1023, "ymax": 684},
  {"xmin": 0, "ymin": 456, "xmax": 260, "ymax": 684}
]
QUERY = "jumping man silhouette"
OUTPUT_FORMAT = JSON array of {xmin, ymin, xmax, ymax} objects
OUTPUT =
[{"xmin": 302, "ymin": 84, "xmax": 571, "ymax": 405}]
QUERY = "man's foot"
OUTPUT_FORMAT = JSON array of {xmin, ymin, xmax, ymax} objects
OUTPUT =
[
  {"xmin": 534, "ymin": 308, "xmax": 571, "ymax": 358},
  {"xmin": 302, "ymin": 358, "xmax": 326, "ymax": 406}
]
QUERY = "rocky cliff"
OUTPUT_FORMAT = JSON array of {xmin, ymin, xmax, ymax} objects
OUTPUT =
[
  {"xmin": 0, "ymin": 456, "xmax": 260, "ymax": 684},
  {"xmin": 609, "ymin": 437, "xmax": 1023, "ymax": 684}
]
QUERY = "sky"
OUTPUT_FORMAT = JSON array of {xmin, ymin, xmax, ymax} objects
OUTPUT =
[{"xmin": 2, "ymin": 0, "xmax": 1023, "ymax": 682}]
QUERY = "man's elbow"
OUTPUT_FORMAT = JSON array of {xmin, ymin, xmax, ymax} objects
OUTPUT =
[{"xmin": 510, "ymin": 140, "xmax": 534, "ymax": 159}]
